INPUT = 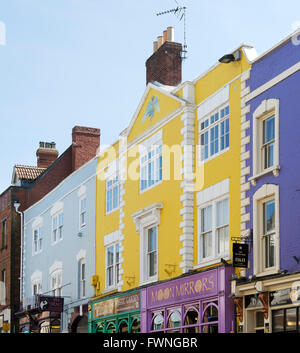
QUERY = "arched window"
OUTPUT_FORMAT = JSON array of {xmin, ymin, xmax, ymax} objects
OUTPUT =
[
  {"xmin": 151, "ymin": 313, "xmax": 164, "ymax": 331},
  {"xmin": 106, "ymin": 322, "xmax": 116, "ymax": 333},
  {"xmin": 183, "ymin": 306, "xmax": 199, "ymax": 333},
  {"xmin": 118, "ymin": 319, "xmax": 129, "ymax": 333},
  {"xmin": 167, "ymin": 310, "xmax": 181, "ymax": 328},
  {"xmin": 130, "ymin": 318, "xmax": 140, "ymax": 333},
  {"xmin": 96, "ymin": 322, "xmax": 104, "ymax": 333},
  {"xmin": 201, "ymin": 302, "xmax": 218, "ymax": 333}
]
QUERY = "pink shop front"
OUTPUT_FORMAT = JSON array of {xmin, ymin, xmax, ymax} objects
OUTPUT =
[{"xmin": 140, "ymin": 267, "xmax": 234, "ymax": 333}]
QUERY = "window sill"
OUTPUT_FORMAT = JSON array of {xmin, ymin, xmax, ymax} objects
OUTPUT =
[
  {"xmin": 140, "ymin": 180, "xmax": 163, "ymax": 195},
  {"xmin": 255, "ymin": 269, "xmax": 279, "ymax": 278},
  {"xmin": 198, "ymin": 147, "xmax": 229, "ymax": 166},
  {"xmin": 249, "ymin": 165, "xmax": 280, "ymax": 186},
  {"xmin": 102, "ymin": 287, "xmax": 118, "ymax": 295},
  {"xmin": 194, "ymin": 255, "xmax": 231, "ymax": 269},
  {"xmin": 106, "ymin": 207, "xmax": 120, "ymax": 216},
  {"xmin": 140, "ymin": 276, "xmax": 158, "ymax": 287}
]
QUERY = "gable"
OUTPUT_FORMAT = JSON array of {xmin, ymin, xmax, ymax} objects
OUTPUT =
[{"xmin": 126, "ymin": 84, "xmax": 184, "ymax": 143}]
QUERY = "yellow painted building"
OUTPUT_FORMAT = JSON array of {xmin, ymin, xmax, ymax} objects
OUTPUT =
[{"xmin": 89, "ymin": 33, "xmax": 256, "ymax": 333}]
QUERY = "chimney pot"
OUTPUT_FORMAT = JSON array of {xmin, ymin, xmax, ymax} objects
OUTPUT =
[
  {"xmin": 163, "ymin": 30, "xmax": 168, "ymax": 44},
  {"xmin": 146, "ymin": 27, "xmax": 182, "ymax": 86},
  {"xmin": 167, "ymin": 27, "xmax": 174, "ymax": 42},
  {"xmin": 36, "ymin": 142, "xmax": 59, "ymax": 168},
  {"xmin": 157, "ymin": 36, "xmax": 163, "ymax": 48}
]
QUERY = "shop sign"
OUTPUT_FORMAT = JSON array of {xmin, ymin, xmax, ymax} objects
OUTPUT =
[
  {"xmin": 147, "ymin": 270, "xmax": 218, "ymax": 308},
  {"xmin": 2, "ymin": 322, "xmax": 9, "ymax": 331},
  {"xmin": 37, "ymin": 296, "xmax": 64, "ymax": 312},
  {"xmin": 232, "ymin": 243, "xmax": 248, "ymax": 268},
  {"xmin": 270, "ymin": 287, "xmax": 300, "ymax": 306},
  {"xmin": 93, "ymin": 292, "xmax": 140, "ymax": 319}
]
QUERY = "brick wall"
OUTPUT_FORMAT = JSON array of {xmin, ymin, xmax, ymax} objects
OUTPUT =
[{"xmin": 146, "ymin": 41, "xmax": 182, "ymax": 86}]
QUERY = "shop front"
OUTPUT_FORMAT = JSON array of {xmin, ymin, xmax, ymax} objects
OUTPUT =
[
  {"xmin": 15, "ymin": 295, "xmax": 64, "ymax": 333},
  {"xmin": 140, "ymin": 267, "xmax": 234, "ymax": 333},
  {"xmin": 234, "ymin": 272, "xmax": 300, "ymax": 333},
  {"xmin": 89, "ymin": 290, "xmax": 140, "ymax": 333}
]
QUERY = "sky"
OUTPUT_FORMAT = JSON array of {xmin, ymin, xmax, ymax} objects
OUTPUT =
[{"xmin": 0, "ymin": 0, "xmax": 299, "ymax": 192}]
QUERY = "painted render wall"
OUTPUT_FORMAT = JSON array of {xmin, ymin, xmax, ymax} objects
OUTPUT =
[
  {"xmin": 22, "ymin": 156, "xmax": 97, "ymax": 332},
  {"xmin": 245, "ymin": 39, "xmax": 300, "ymax": 276}
]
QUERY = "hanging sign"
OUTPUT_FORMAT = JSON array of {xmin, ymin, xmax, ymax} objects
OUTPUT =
[{"xmin": 232, "ymin": 243, "xmax": 248, "ymax": 268}]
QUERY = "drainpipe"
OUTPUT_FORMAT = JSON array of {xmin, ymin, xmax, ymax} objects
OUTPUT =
[{"xmin": 14, "ymin": 202, "xmax": 23, "ymax": 304}]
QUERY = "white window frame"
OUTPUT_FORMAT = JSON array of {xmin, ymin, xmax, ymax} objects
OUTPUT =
[
  {"xmin": 50, "ymin": 270, "xmax": 62, "ymax": 297},
  {"xmin": 105, "ymin": 242, "xmax": 120, "ymax": 290},
  {"xmin": 253, "ymin": 184, "xmax": 280, "ymax": 277},
  {"xmin": 79, "ymin": 196, "xmax": 87, "ymax": 229},
  {"xmin": 144, "ymin": 225, "xmax": 158, "ymax": 282},
  {"xmin": 198, "ymin": 103, "xmax": 230, "ymax": 164},
  {"xmin": 251, "ymin": 99, "xmax": 280, "ymax": 184},
  {"xmin": 51, "ymin": 211, "xmax": 64, "ymax": 245},
  {"xmin": 106, "ymin": 174, "xmax": 120, "ymax": 214},
  {"xmin": 132, "ymin": 203, "xmax": 162, "ymax": 286},
  {"xmin": 139, "ymin": 130, "xmax": 163, "ymax": 193},
  {"xmin": 197, "ymin": 195, "xmax": 230, "ymax": 265},
  {"xmin": 31, "ymin": 270, "xmax": 42, "ymax": 296},
  {"xmin": 79, "ymin": 258, "xmax": 86, "ymax": 299},
  {"xmin": 32, "ymin": 226, "xmax": 43, "ymax": 255}
]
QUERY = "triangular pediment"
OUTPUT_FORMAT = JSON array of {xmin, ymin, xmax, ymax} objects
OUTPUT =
[{"xmin": 124, "ymin": 83, "xmax": 185, "ymax": 143}]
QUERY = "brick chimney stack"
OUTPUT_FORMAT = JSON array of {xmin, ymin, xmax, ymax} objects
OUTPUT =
[
  {"xmin": 72, "ymin": 126, "xmax": 100, "ymax": 172},
  {"xmin": 146, "ymin": 27, "xmax": 182, "ymax": 86},
  {"xmin": 36, "ymin": 142, "xmax": 59, "ymax": 168}
]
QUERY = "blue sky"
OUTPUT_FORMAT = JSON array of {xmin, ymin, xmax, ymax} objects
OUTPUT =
[{"xmin": 0, "ymin": 0, "xmax": 299, "ymax": 192}]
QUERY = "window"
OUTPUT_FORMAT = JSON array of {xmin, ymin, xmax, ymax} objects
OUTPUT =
[
  {"xmin": 51, "ymin": 271, "xmax": 62, "ymax": 297},
  {"xmin": 79, "ymin": 197, "xmax": 87, "ymax": 228},
  {"xmin": 262, "ymin": 199, "xmax": 275, "ymax": 269},
  {"xmin": 272, "ymin": 308, "xmax": 300, "ymax": 333},
  {"xmin": 147, "ymin": 227, "xmax": 158, "ymax": 279},
  {"xmin": 140, "ymin": 144, "xmax": 162, "ymax": 192},
  {"xmin": 78, "ymin": 259, "xmax": 86, "ymax": 298},
  {"xmin": 32, "ymin": 282, "xmax": 42, "ymax": 296},
  {"xmin": 106, "ymin": 175, "xmax": 120, "ymax": 213},
  {"xmin": 253, "ymin": 184, "xmax": 279, "ymax": 276},
  {"xmin": 1, "ymin": 219, "xmax": 7, "ymax": 249},
  {"xmin": 262, "ymin": 115, "xmax": 275, "ymax": 169},
  {"xmin": 105, "ymin": 243, "xmax": 120, "ymax": 289},
  {"xmin": 52, "ymin": 212, "xmax": 63, "ymax": 244},
  {"xmin": 199, "ymin": 197, "xmax": 229, "ymax": 262},
  {"xmin": 199, "ymin": 105, "xmax": 229, "ymax": 162},
  {"xmin": 252, "ymin": 99, "xmax": 279, "ymax": 180},
  {"xmin": 33, "ymin": 227, "xmax": 43, "ymax": 254}
]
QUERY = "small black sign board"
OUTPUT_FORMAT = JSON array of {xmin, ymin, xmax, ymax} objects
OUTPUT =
[
  {"xmin": 37, "ymin": 295, "xmax": 64, "ymax": 312},
  {"xmin": 232, "ymin": 243, "xmax": 248, "ymax": 268}
]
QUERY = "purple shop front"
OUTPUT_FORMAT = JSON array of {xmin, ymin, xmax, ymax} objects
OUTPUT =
[{"xmin": 140, "ymin": 266, "xmax": 234, "ymax": 333}]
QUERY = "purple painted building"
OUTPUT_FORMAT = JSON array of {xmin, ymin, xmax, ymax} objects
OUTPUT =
[
  {"xmin": 234, "ymin": 31, "xmax": 300, "ymax": 333},
  {"xmin": 140, "ymin": 267, "xmax": 234, "ymax": 333}
]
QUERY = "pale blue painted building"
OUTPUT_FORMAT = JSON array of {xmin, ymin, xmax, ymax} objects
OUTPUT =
[{"xmin": 22, "ymin": 156, "xmax": 97, "ymax": 332}]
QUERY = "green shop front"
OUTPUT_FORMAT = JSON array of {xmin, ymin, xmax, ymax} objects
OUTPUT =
[{"xmin": 88, "ymin": 290, "xmax": 140, "ymax": 333}]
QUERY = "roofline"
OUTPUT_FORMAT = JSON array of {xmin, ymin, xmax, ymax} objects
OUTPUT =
[
  {"xmin": 251, "ymin": 29, "xmax": 299, "ymax": 64},
  {"xmin": 23, "ymin": 154, "xmax": 97, "ymax": 214},
  {"xmin": 192, "ymin": 42, "xmax": 255, "ymax": 84}
]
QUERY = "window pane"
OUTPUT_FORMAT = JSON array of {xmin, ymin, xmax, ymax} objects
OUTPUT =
[
  {"xmin": 107, "ymin": 246, "xmax": 114, "ymax": 266},
  {"xmin": 217, "ymin": 226, "xmax": 229, "ymax": 255},
  {"xmin": 286, "ymin": 308, "xmax": 297, "ymax": 332},
  {"xmin": 148, "ymin": 227, "xmax": 157, "ymax": 252},
  {"xmin": 202, "ymin": 232, "xmax": 212, "ymax": 258},
  {"xmin": 216, "ymin": 199, "xmax": 229, "ymax": 227},
  {"xmin": 272, "ymin": 310, "xmax": 284, "ymax": 333},
  {"xmin": 263, "ymin": 116, "xmax": 275, "ymax": 143},
  {"xmin": 264, "ymin": 200, "xmax": 275, "ymax": 233},
  {"xmin": 201, "ymin": 206, "xmax": 212, "ymax": 232},
  {"xmin": 265, "ymin": 233, "xmax": 276, "ymax": 268},
  {"xmin": 149, "ymin": 252, "xmax": 157, "ymax": 277},
  {"xmin": 167, "ymin": 310, "xmax": 181, "ymax": 328}
]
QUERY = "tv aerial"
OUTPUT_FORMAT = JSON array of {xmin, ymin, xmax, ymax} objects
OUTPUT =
[{"xmin": 156, "ymin": 1, "xmax": 187, "ymax": 60}]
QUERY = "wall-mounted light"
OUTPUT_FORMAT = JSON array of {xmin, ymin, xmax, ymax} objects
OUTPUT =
[{"xmin": 219, "ymin": 50, "xmax": 241, "ymax": 64}]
